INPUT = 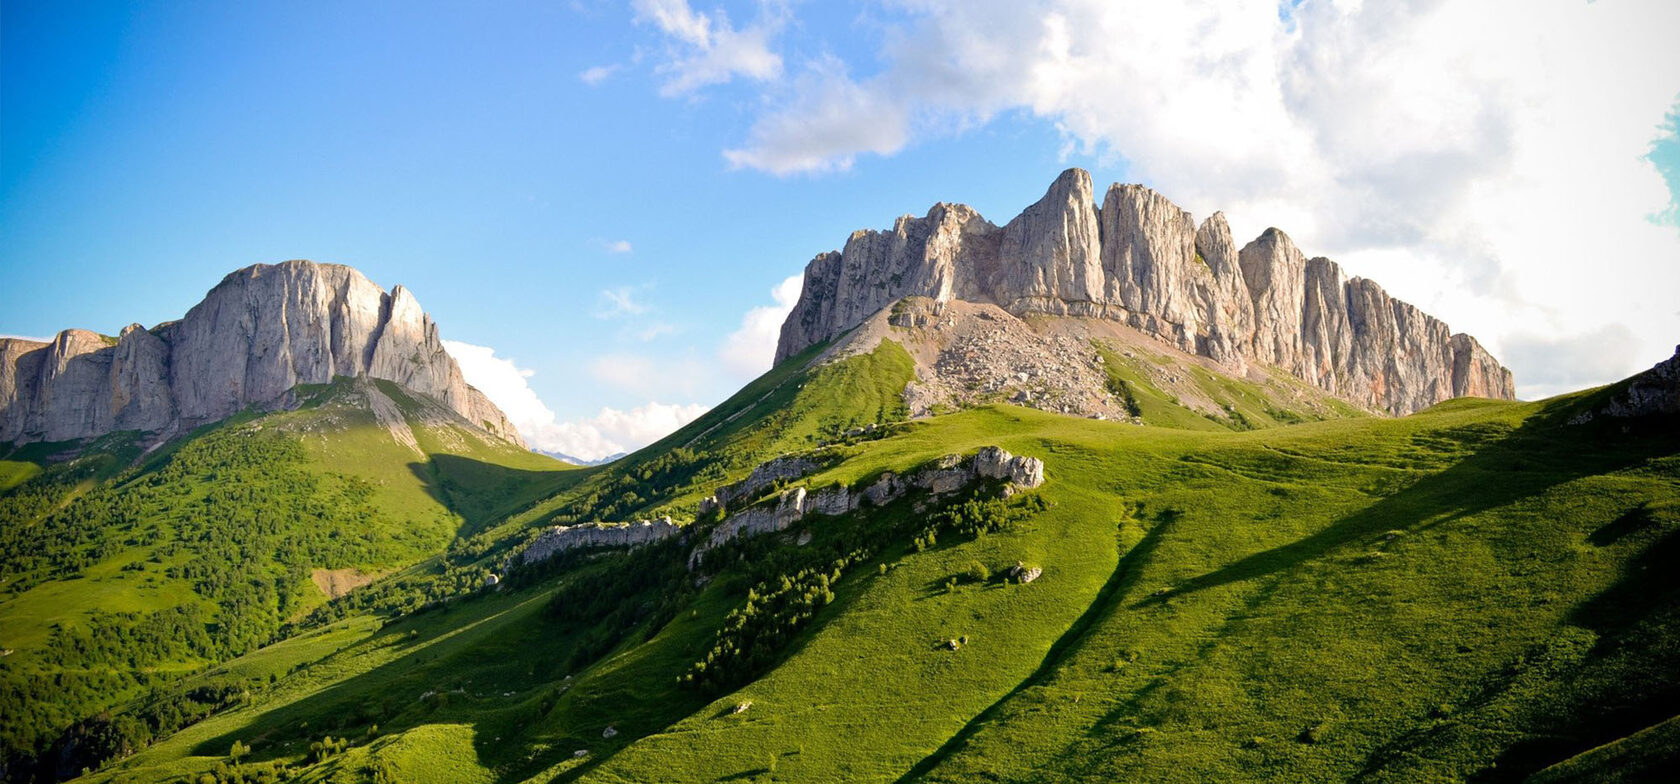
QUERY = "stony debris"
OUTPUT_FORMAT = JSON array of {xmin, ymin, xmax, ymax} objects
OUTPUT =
[{"xmin": 1007, "ymin": 561, "xmax": 1044, "ymax": 584}]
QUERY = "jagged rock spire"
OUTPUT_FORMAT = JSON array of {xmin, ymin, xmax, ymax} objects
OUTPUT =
[{"xmin": 775, "ymin": 169, "xmax": 1514, "ymax": 414}]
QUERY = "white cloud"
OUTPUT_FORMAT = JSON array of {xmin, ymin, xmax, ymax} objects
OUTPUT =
[
  {"xmin": 632, "ymin": 0, "xmax": 784, "ymax": 95},
  {"xmin": 587, "ymin": 352, "xmax": 714, "ymax": 398},
  {"xmin": 1502, "ymin": 325, "xmax": 1644, "ymax": 401},
  {"xmin": 579, "ymin": 64, "xmax": 620, "ymax": 85},
  {"xmin": 595, "ymin": 286, "xmax": 650, "ymax": 318},
  {"xmin": 443, "ymin": 339, "xmax": 708, "ymax": 461},
  {"xmin": 538, "ymin": 401, "xmax": 711, "ymax": 462},
  {"xmin": 724, "ymin": 56, "xmax": 911, "ymax": 174},
  {"xmin": 718, "ymin": 273, "xmax": 803, "ymax": 378},
  {"xmin": 605, "ymin": 239, "xmax": 634, "ymax": 254},
  {"xmin": 630, "ymin": 321, "xmax": 678, "ymax": 341},
  {"xmin": 700, "ymin": 0, "xmax": 1680, "ymax": 393}
]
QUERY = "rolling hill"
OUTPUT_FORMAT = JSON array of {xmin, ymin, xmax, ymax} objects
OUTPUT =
[{"xmin": 29, "ymin": 336, "xmax": 1678, "ymax": 784}]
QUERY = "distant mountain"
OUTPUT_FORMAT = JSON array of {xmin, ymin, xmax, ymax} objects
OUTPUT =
[
  {"xmin": 777, "ymin": 168, "xmax": 1515, "ymax": 416},
  {"xmin": 537, "ymin": 449, "xmax": 627, "ymax": 466},
  {"xmin": 0, "ymin": 260, "xmax": 522, "ymax": 447}
]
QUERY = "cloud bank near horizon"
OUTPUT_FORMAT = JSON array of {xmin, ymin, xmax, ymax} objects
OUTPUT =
[{"xmin": 442, "ymin": 273, "xmax": 802, "ymax": 460}]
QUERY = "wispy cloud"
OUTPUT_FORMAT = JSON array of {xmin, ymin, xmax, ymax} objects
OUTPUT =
[
  {"xmin": 631, "ymin": 0, "xmax": 785, "ymax": 96},
  {"xmin": 604, "ymin": 239, "xmax": 634, "ymax": 254},
  {"xmin": 588, "ymin": 352, "xmax": 709, "ymax": 398},
  {"xmin": 579, "ymin": 64, "xmax": 620, "ymax": 85},
  {"xmin": 595, "ymin": 286, "xmax": 650, "ymax": 318},
  {"xmin": 630, "ymin": 321, "xmax": 678, "ymax": 342}
]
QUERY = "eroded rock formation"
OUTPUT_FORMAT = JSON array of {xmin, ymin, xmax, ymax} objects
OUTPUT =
[
  {"xmin": 0, "ymin": 260, "xmax": 521, "ymax": 445},
  {"xmin": 776, "ymin": 169, "xmax": 1514, "ymax": 414},
  {"xmin": 690, "ymin": 446, "xmax": 1045, "ymax": 567},
  {"xmin": 518, "ymin": 518, "xmax": 683, "ymax": 566}
]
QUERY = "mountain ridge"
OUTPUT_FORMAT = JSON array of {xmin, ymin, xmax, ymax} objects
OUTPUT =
[
  {"xmin": 0, "ymin": 260, "xmax": 522, "ymax": 447},
  {"xmin": 776, "ymin": 169, "xmax": 1514, "ymax": 415}
]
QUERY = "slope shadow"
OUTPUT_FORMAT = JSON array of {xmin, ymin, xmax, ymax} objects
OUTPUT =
[
  {"xmin": 408, "ymin": 453, "xmax": 588, "ymax": 535},
  {"xmin": 185, "ymin": 507, "xmax": 896, "ymax": 784},
  {"xmin": 1135, "ymin": 408, "xmax": 1664, "ymax": 608},
  {"xmin": 186, "ymin": 587, "xmax": 586, "ymax": 779},
  {"xmin": 897, "ymin": 403, "xmax": 1672, "ymax": 781},
  {"xmin": 892, "ymin": 508, "xmax": 1177, "ymax": 783}
]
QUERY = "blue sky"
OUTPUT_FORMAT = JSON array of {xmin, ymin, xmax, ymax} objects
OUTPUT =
[{"xmin": 4, "ymin": 1, "xmax": 1679, "ymax": 459}]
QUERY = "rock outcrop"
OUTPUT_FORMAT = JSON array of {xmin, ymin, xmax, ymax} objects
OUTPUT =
[
  {"xmin": 698, "ymin": 455, "xmax": 825, "ymax": 515},
  {"xmin": 776, "ymin": 169, "xmax": 1515, "ymax": 414},
  {"xmin": 690, "ymin": 446, "xmax": 1045, "ymax": 567},
  {"xmin": 518, "ymin": 518, "xmax": 683, "ymax": 566},
  {"xmin": 513, "ymin": 447, "xmax": 1047, "ymax": 571},
  {"xmin": 0, "ymin": 260, "xmax": 522, "ymax": 446},
  {"xmin": 1577, "ymin": 345, "xmax": 1680, "ymax": 422}
]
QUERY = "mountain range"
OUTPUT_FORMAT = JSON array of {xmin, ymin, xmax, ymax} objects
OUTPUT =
[
  {"xmin": 1, "ymin": 174, "xmax": 1677, "ymax": 784},
  {"xmin": 779, "ymin": 168, "xmax": 1513, "ymax": 416}
]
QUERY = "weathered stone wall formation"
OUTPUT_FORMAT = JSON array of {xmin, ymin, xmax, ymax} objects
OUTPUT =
[
  {"xmin": 690, "ymin": 446, "xmax": 1045, "ymax": 567},
  {"xmin": 513, "ymin": 447, "xmax": 1046, "ymax": 571},
  {"xmin": 776, "ymin": 169, "xmax": 1515, "ymax": 414},
  {"xmin": 518, "ymin": 518, "xmax": 683, "ymax": 566},
  {"xmin": 698, "ymin": 455, "xmax": 822, "ymax": 515},
  {"xmin": 0, "ymin": 260, "xmax": 521, "ymax": 446}
]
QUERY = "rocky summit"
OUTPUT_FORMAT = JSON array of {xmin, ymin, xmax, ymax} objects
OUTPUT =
[
  {"xmin": 777, "ymin": 169, "xmax": 1515, "ymax": 415},
  {"xmin": 0, "ymin": 260, "xmax": 521, "ymax": 446}
]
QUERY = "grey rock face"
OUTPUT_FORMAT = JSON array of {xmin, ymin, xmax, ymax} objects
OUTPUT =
[
  {"xmin": 1592, "ymin": 345, "xmax": 1680, "ymax": 420},
  {"xmin": 775, "ymin": 169, "xmax": 1515, "ymax": 414},
  {"xmin": 690, "ymin": 446, "xmax": 1046, "ymax": 568},
  {"xmin": 0, "ymin": 260, "xmax": 522, "ymax": 446},
  {"xmin": 519, "ymin": 518, "xmax": 682, "ymax": 566},
  {"xmin": 700, "ymin": 455, "xmax": 823, "ymax": 514}
]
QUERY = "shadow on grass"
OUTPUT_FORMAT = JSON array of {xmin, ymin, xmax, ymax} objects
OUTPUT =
[
  {"xmin": 893, "ymin": 508, "xmax": 1177, "ymax": 783},
  {"xmin": 1137, "ymin": 407, "xmax": 1667, "ymax": 608},
  {"xmin": 407, "ymin": 454, "xmax": 588, "ymax": 536}
]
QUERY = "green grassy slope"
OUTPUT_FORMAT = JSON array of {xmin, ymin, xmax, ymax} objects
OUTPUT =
[
  {"xmin": 0, "ymin": 378, "xmax": 575, "ymax": 779},
  {"xmin": 68, "ymin": 346, "xmax": 1680, "ymax": 784}
]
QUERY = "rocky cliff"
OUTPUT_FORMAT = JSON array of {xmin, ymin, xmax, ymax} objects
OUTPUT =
[
  {"xmin": 776, "ymin": 169, "xmax": 1515, "ymax": 414},
  {"xmin": 0, "ymin": 260, "xmax": 522, "ymax": 446}
]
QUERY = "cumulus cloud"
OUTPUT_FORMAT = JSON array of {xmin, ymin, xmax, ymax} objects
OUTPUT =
[
  {"xmin": 443, "ymin": 339, "xmax": 708, "ymax": 462},
  {"xmin": 692, "ymin": 0, "xmax": 1680, "ymax": 393},
  {"xmin": 718, "ymin": 273, "xmax": 803, "ymax": 378},
  {"xmin": 536, "ymin": 401, "xmax": 710, "ymax": 462},
  {"xmin": 723, "ymin": 56, "xmax": 911, "ymax": 174},
  {"xmin": 632, "ymin": 0, "xmax": 784, "ymax": 95}
]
